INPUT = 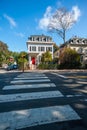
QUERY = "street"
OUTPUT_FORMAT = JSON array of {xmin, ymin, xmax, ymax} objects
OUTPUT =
[{"xmin": 0, "ymin": 70, "xmax": 87, "ymax": 130}]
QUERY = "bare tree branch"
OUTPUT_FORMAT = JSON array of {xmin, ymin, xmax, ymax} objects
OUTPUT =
[{"xmin": 48, "ymin": 7, "xmax": 76, "ymax": 44}]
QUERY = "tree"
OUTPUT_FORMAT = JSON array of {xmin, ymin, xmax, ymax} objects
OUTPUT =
[
  {"xmin": 59, "ymin": 47, "xmax": 81, "ymax": 69},
  {"xmin": 53, "ymin": 43, "xmax": 59, "ymax": 52},
  {"xmin": 0, "ymin": 41, "xmax": 8, "ymax": 52},
  {"xmin": 48, "ymin": 7, "xmax": 80, "ymax": 44},
  {"xmin": 0, "ymin": 41, "xmax": 9, "ymax": 66},
  {"xmin": 41, "ymin": 51, "xmax": 52, "ymax": 64},
  {"xmin": 18, "ymin": 51, "xmax": 28, "ymax": 71},
  {"xmin": 10, "ymin": 51, "xmax": 20, "ymax": 64}
]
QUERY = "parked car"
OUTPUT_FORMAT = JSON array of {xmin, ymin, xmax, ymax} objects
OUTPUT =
[{"xmin": 7, "ymin": 64, "xmax": 18, "ymax": 71}]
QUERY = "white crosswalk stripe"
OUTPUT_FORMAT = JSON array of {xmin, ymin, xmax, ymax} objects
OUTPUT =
[
  {"xmin": 0, "ymin": 90, "xmax": 63, "ymax": 103},
  {"xmin": 0, "ymin": 72, "xmax": 81, "ymax": 130},
  {"xmin": 3, "ymin": 83, "xmax": 56, "ymax": 90},
  {"xmin": 0, "ymin": 105, "xmax": 81, "ymax": 130},
  {"xmin": 17, "ymin": 73, "xmax": 46, "ymax": 77},
  {"xmin": 14, "ymin": 76, "xmax": 48, "ymax": 80},
  {"xmin": 11, "ymin": 79, "xmax": 50, "ymax": 84}
]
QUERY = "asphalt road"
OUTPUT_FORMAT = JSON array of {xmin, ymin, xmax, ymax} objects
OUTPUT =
[{"xmin": 0, "ymin": 70, "xmax": 87, "ymax": 130}]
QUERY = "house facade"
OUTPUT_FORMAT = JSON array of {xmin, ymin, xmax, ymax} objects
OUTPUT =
[
  {"xmin": 58, "ymin": 37, "xmax": 87, "ymax": 65},
  {"xmin": 26, "ymin": 35, "xmax": 54, "ymax": 69}
]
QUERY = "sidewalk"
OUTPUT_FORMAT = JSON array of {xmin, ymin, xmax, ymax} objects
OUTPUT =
[
  {"xmin": 23, "ymin": 69, "xmax": 87, "ymax": 73},
  {"xmin": 0, "ymin": 68, "xmax": 7, "ymax": 73},
  {"xmin": 0, "ymin": 68, "xmax": 87, "ymax": 73},
  {"xmin": 0, "ymin": 68, "xmax": 21, "ymax": 73}
]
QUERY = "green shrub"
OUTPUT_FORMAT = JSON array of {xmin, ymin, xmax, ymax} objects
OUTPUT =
[{"xmin": 37, "ymin": 63, "xmax": 59, "ymax": 70}]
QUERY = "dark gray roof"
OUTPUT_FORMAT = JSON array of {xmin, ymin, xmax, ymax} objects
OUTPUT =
[
  {"xmin": 29, "ymin": 34, "xmax": 52, "ymax": 38},
  {"xmin": 60, "ymin": 37, "xmax": 87, "ymax": 48}
]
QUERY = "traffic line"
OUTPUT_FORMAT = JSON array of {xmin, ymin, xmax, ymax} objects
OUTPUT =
[
  {"xmin": 3, "ymin": 83, "xmax": 56, "ymax": 90},
  {"xmin": 0, "ymin": 105, "xmax": 81, "ymax": 130},
  {"xmin": 0, "ymin": 90, "xmax": 63, "ymax": 103},
  {"xmin": 11, "ymin": 79, "xmax": 50, "ymax": 84},
  {"xmin": 51, "ymin": 73, "xmax": 67, "ymax": 79}
]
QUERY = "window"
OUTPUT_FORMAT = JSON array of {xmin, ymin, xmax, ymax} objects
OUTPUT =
[
  {"xmin": 38, "ymin": 47, "xmax": 40, "ymax": 51},
  {"xmin": 73, "ymin": 48, "xmax": 76, "ymax": 51},
  {"xmin": 85, "ymin": 49, "xmax": 87, "ymax": 54},
  {"xmin": 77, "ymin": 40, "xmax": 79, "ymax": 44},
  {"xmin": 36, "ymin": 37, "xmax": 39, "ymax": 41},
  {"xmin": 80, "ymin": 55, "xmax": 83, "ymax": 62},
  {"xmin": 32, "ymin": 37, "xmax": 35, "ymax": 41},
  {"xmin": 78, "ymin": 48, "xmax": 83, "ymax": 53},
  {"xmin": 46, "ymin": 47, "xmax": 52, "ymax": 52},
  {"xmin": 43, "ymin": 38, "xmax": 46, "ymax": 41},
  {"xmin": 32, "ymin": 46, "xmax": 36, "ymax": 51},
  {"xmin": 41, "ymin": 47, "xmax": 44, "ymax": 51},
  {"xmin": 29, "ymin": 46, "xmax": 31, "ymax": 51},
  {"xmin": 70, "ymin": 40, "xmax": 73, "ymax": 44},
  {"xmin": 38, "ymin": 46, "xmax": 45, "ymax": 51}
]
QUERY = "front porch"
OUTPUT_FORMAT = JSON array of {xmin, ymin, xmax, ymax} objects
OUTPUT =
[{"xmin": 28, "ymin": 53, "xmax": 42, "ymax": 70}]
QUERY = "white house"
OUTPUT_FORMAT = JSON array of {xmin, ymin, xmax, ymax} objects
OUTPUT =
[
  {"xmin": 26, "ymin": 34, "xmax": 55, "ymax": 69},
  {"xmin": 58, "ymin": 37, "xmax": 87, "ymax": 65}
]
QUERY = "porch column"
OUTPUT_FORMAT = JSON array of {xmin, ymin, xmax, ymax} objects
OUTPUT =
[{"xmin": 29, "ymin": 55, "xmax": 31, "ymax": 69}]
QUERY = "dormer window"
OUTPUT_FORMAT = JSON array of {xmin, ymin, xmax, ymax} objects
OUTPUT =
[
  {"xmin": 43, "ymin": 38, "xmax": 46, "ymax": 41},
  {"xmin": 83, "ymin": 40, "xmax": 85, "ymax": 44},
  {"xmin": 77, "ymin": 39, "xmax": 79, "ymax": 43},
  {"xmin": 35, "ymin": 37, "xmax": 39, "ymax": 41},
  {"xmin": 29, "ymin": 37, "xmax": 32, "ymax": 41},
  {"xmin": 70, "ymin": 40, "xmax": 73, "ymax": 44},
  {"xmin": 83, "ymin": 40, "xmax": 87, "ymax": 44}
]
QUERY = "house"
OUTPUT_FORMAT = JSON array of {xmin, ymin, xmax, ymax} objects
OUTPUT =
[
  {"xmin": 26, "ymin": 34, "xmax": 55, "ymax": 69},
  {"xmin": 58, "ymin": 37, "xmax": 87, "ymax": 65}
]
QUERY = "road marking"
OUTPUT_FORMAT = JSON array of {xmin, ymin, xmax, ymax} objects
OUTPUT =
[
  {"xmin": 11, "ymin": 79, "xmax": 50, "ymax": 84},
  {"xmin": 3, "ymin": 83, "xmax": 56, "ymax": 90},
  {"xmin": 77, "ymin": 81, "xmax": 87, "ymax": 84},
  {"xmin": 66, "ymin": 94, "xmax": 83, "ymax": 98},
  {"xmin": 0, "ymin": 72, "xmax": 82, "ymax": 129},
  {"xmin": 0, "ymin": 105, "xmax": 81, "ymax": 130},
  {"xmin": 17, "ymin": 73, "xmax": 46, "ymax": 77},
  {"xmin": 67, "ymin": 76, "xmax": 87, "ymax": 79},
  {"xmin": 14, "ymin": 76, "xmax": 48, "ymax": 80},
  {"xmin": 51, "ymin": 73, "xmax": 67, "ymax": 79},
  {"xmin": 84, "ymin": 99, "xmax": 87, "ymax": 102},
  {"xmin": 0, "ymin": 91, "xmax": 63, "ymax": 103}
]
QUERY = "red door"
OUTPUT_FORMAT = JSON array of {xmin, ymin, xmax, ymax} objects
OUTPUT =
[{"xmin": 32, "ymin": 57, "xmax": 35, "ymax": 65}]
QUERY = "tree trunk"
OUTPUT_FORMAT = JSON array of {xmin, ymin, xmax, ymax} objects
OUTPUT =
[{"xmin": 63, "ymin": 29, "xmax": 66, "ymax": 44}]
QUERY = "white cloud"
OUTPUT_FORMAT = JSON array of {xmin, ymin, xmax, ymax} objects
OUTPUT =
[
  {"xmin": 38, "ymin": 5, "xmax": 81, "ymax": 31},
  {"xmin": 38, "ymin": 6, "xmax": 52, "ymax": 30},
  {"xmin": 15, "ymin": 32, "xmax": 25, "ymax": 38},
  {"xmin": 71, "ymin": 6, "xmax": 81, "ymax": 21},
  {"xmin": 3, "ymin": 14, "xmax": 17, "ymax": 28}
]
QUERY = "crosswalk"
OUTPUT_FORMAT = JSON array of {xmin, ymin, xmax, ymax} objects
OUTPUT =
[{"xmin": 0, "ymin": 72, "xmax": 81, "ymax": 130}]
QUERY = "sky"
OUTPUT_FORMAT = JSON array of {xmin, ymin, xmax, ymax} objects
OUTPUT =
[{"xmin": 0, "ymin": 0, "xmax": 87, "ymax": 52}]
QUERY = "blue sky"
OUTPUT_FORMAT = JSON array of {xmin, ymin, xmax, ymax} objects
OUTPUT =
[{"xmin": 0, "ymin": 0, "xmax": 87, "ymax": 52}]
